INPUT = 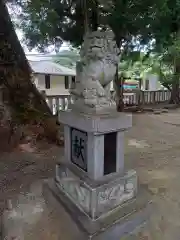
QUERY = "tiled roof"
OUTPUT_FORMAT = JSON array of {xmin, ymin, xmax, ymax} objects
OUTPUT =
[{"xmin": 29, "ymin": 60, "xmax": 76, "ymax": 76}]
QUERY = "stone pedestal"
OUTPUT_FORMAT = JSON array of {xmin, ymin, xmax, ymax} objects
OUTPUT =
[
  {"xmin": 43, "ymin": 28, "xmax": 152, "ymax": 239},
  {"xmin": 55, "ymin": 161, "xmax": 137, "ymax": 220},
  {"xmin": 55, "ymin": 110, "xmax": 138, "ymax": 219},
  {"xmin": 43, "ymin": 109, "xmax": 152, "ymax": 239},
  {"xmin": 61, "ymin": 110, "xmax": 131, "ymax": 179},
  {"xmin": 43, "ymin": 179, "xmax": 152, "ymax": 240}
]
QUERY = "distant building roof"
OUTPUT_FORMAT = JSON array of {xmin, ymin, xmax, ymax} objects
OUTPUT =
[
  {"xmin": 26, "ymin": 54, "xmax": 55, "ymax": 61},
  {"xmin": 29, "ymin": 60, "xmax": 76, "ymax": 76}
]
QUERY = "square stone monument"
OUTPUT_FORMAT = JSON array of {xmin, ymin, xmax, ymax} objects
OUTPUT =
[
  {"xmin": 43, "ymin": 30, "xmax": 152, "ymax": 240},
  {"xmin": 56, "ymin": 110, "xmax": 137, "ymax": 220}
]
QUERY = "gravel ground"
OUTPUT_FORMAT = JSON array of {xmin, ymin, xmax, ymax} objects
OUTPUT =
[
  {"xmin": 125, "ymin": 110, "xmax": 180, "ymax": 239},
  {"xmin": 2, "ymin": 109, "xmax": 180, "ymax": 239}
]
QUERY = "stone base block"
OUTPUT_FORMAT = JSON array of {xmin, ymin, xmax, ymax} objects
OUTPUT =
[
  {"xmin": 55, "ymin": 161, "xmax": 137, "ymax": 220},
  {"xmin": 59, "ymin": 109, "xmax": 132, "ymax": 134},
  {"xmin": 43, "ymin": 179, "xmax": 152, "ymax": 240}
]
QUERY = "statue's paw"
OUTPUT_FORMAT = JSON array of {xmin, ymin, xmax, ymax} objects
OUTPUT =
[
  {"xmin": 84, "ymin": 99, "xmax": 97, "ymax": 107},
  {"xmin": 71, "ymin": 89, "xmax": 80, "ymax": 96},
  {"xmin": 97, "ymin": 88, "xmax": 105, "ymax": 97}
]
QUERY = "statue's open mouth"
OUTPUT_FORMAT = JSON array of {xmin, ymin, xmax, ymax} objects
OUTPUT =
[{"xmin": 90, "ymin": 45, "xmax": 102, "ymax": 49}]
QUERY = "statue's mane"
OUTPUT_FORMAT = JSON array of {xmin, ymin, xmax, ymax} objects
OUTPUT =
[
  {"xmin": 80, "ymin": 30, "xmax": 120, "ymax": 64},
  {"xmin": 80, "ymin": 30, "xmax": 119, "ymax": 62}
]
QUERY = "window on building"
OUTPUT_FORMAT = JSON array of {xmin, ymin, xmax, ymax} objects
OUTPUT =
[
  {"xmin": 71, "ymin": 76, "xmax": 76, "ymax": 89},
  {"xmin": 65, "ymin": 76, "xmax": 69, "ymax": 89},
  {"xmin": 72, "ymin": 76, "xmax": 75, "ymax": 84},
  {"xmin": 145, "ymin": 79, "xmax": 149, "ymax": 90},
  {"xmin": 45, "ymin": 74, "xmax": 50, "ymax": 89}
]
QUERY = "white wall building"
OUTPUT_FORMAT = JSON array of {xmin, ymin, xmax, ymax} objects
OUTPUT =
[
  {"xmin": 142, "ymin": 73, "xmax": 163, "ymax": 91},
  {"xmin": 29, "ymin": 60, "xmax": 76, "ymax": 96}
]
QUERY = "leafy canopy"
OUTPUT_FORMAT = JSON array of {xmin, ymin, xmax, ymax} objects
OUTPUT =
[{"xmin": 9, "ymin": 0, "xmax": 157, "ymax": 52}]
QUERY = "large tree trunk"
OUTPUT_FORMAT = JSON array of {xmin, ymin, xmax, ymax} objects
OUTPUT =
[
  {"xmin": 81, "ymin": 0, "xmax": 89, "ymax": 33},
  {"xmin": 169, "ymin": 58, "xmax": 180, "ymax": 104},
  {"xmin": 91, "ymin": 0, "xmax": 99, "ymax": 31},
  {"xmin": 170, "ymin": 81, "xmax": 180, "ymax": 104},
  {"xmin": 114, "ymin": 67, "xmax": 124, "ymax": 112},
  {"xmin": 0, "ymin": 1, "xmax": 59, "ymax": 143}
]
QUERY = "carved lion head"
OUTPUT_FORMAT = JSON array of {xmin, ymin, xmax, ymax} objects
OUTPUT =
[{"xmin": 80, "ymin": 30, "xmax": 120, "ymax": 64}]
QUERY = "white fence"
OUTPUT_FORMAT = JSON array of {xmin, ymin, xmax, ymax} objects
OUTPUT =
[
  {"xmin": 45, "ymin": 95, "xmax": 73, "ymax": 115},
  {"xmin": 45, "ymin": 90, "xmax": 171, "ymax": 115},
  {"xmin": 123, "ymin": 90, "xmax": 171, "ymax": 105}
]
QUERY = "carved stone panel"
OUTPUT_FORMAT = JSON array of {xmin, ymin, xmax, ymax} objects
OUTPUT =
[
  {"xmin": 55, "ymin": 164, "xmax": 91, "ymax": 214},
  {"xmin": 71, "ymin": 128, "xmax": 88, "ymax": 171},
  {"xmin": 96, "ymin": 171, "xmax": 137, "ymax": 217},
  {"xmin": 55, "ymin": 163, "xmax": 137, "ymax": 220},
  {"xmin": 57, "ymin": 180, "xmax": 91, "ymax": 213}
]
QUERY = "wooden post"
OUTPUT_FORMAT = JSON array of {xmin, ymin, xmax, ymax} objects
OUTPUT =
[
  {"xmin": 55, "ymin": 97, "xmax": 59, "ymax": 114},
  {"xmin": 142, "ymin": 91, "xmax": 145, "ymax": 106},
  {"xmin": 153, "ymin": 91, "xmax": 156, "ymax": 104},
  {"xmin": 48, "ymin": 97, "xmax": 53, "ymax": 114}
]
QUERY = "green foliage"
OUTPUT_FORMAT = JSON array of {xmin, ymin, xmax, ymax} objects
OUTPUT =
[
  {"xmin": 106, "ymin": 0, "xmax": 155, "ymax": 46},
  {"xmin": 153, "ymin": 37, "xmax": 180, "ymax": 91},
  {"xmin": 8, "ymin": 0, "xmax": 180, "ymax": 101},
  {"xmin": 150, "ymin": 0, "xmax": 180, "ymax": 51},
  {"xmin": 53, "ymin": 49, "xmax": 80, "ymax": 68},
  {"xmin": 149, "ymin": 1, "xmax": 180, "ymax": 98},
  {"xmin": 9, "ymin": 0, "xmax": 180, "ymax": 59},
  {"xmin": 117, "ymin": 48, "xmax": 175, "ymax": 91},
  {"xmin": 119, "ymin": 51, "xmax": 159, "ymax": 79},
  {"xmin": 9, "ymin": 0, "xmax": 158, "ymax": 51},
  {"xmin": 10, "ymin": 0, "xmax": 102, "ymax": 50}
]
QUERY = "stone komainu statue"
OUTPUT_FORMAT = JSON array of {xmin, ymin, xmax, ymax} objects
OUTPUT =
[{"xmin": 71, "ymin": 30, "xmax": 120, "ymax": 113}]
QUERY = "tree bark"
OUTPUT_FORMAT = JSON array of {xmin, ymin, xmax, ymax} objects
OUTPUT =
[
  {"xmin": 0, "ymin": 1, "xmax": 52, "ymax": 116},
  {"xmin": 0, "ymin": 1, "xmax": 60, "ymax": 143},
  {"xmin": 170, "ymin": 80, "xmax": 180, "ymax": 104},
  {"xmin": 91, "ymin": 0, "xmax": 99, "ymax": 31},
  {"xmin": 81, "ymin": 0, "xmax": 89, "ymax": 34},
  {"xmin": 169, "ymin": 58, "xmax": 180, "ymax": 104},
  {"xmin": 114, "ymin": 66, "xmax": 124, "ymax": 112}
]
